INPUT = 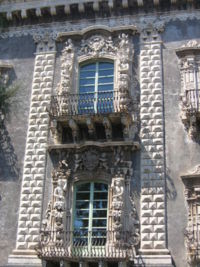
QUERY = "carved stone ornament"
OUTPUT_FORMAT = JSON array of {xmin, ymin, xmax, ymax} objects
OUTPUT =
[
  {"xmin": 176, "ymin": 40, "xmax": 200, "ymax": 141},
  {"xmin": 181, "ymin": 167, "xmax": 200, "ymax": 265},
  {"xmin": 79, "ymin": 35, "xmax": 117, "ymax": 57},
  {"xmin": 38, "ymin": 160, "xmax": 71, "ymax": 247},
  {"xmin": 57, "ymin": 39, "xmax": 75, "ymax": 95},
  {"xmin": 33, "ymin": 33, "xmax": 57, "ymax": 53},
  {"xmin": 82, "ymin": 149, "xmax": 99, "ymax": 171},
  {"xmin": 74, "ymin": 150, "xmax": 108, "ymax": 172}
]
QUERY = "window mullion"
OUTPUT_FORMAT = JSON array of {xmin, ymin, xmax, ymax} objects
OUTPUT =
[
  {"xmin": 88, "ymin": 182, "xmax": 94, "ymax": 249},
  {"xmin": 94, "ymin": 62, "xmax": 99, "ymax": 113}
]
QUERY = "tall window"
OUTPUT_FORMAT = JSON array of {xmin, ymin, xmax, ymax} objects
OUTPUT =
[
  {"xmin": 73, "ymin": 182, "xmax": 108, "ymax": 249},
  {"xmin": 79, "ymin": 61, "xmax": 114, "ymax": 114}
]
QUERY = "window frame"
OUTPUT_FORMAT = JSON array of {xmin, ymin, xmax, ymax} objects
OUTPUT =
[
  {"xmin": 72, "ymin": 181, "xmax": 109, "ymax": 249},
  {"xmin": 78, "ymin": 60, "xmax": 115, "ymax": 114}
]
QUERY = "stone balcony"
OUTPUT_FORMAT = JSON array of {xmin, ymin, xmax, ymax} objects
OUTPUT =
[
  {"xmin": 48, "ymin": 91, "xmax": 137, "ymax": 143},
  {"xmin": 36, "ymin": 230, "xmax": 135, "ymax": 261}
]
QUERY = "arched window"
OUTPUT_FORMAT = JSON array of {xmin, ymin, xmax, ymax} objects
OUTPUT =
[
  {"xmin": 73, "ymin": 182, "xmax": 108, "ymax": 252},
  {"xmin": 78, "ymin": 61, "xmax": 114, "ymax": 114}
]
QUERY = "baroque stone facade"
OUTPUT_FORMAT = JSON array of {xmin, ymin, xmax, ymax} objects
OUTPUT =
[{"xmin": 1, "ymin": 1, "xmax": 200, "ymax": 267}]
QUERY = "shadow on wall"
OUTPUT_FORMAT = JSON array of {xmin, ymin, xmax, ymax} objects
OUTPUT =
[
  {"xmin": 0, "ymin": 117, "xmax": 19, "ymax": 181},
  {"xmin": 166, "ymin": 168, "xmax": 177, "ymax": 201},
  {"xmin": 0, "ymin": 69, "xmax": 19, "ymax": 181}
]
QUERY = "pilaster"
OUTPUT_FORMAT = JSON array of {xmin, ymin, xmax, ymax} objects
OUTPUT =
[
  {"xmin": 139, "ymin": 26, "xmax": 173, "ymax": 266},
  {"xmin": 8, "ymin": 33, "xmax": 56, "ymax": 266}
]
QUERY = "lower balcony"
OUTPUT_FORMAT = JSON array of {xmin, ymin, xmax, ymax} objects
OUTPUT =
[{"xmin": 36, "ymin": 230, "xmax": 135, "ymax": 261}]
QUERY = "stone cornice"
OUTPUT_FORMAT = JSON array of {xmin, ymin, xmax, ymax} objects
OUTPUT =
[
  {"xmin": 1, "ymin": 11, "xmax": 200, "ymax": 39},
  {"xmin": 0, "ymin": 0, "xmax": 197, "ymax": 21}
]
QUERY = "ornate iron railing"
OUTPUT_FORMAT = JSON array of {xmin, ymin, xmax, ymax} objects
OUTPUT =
[
  {"xmin": 49, "ymin": 91, "xmax": 130, "ymax": 117},
  {"xmin": 186, "ymin": 89, "xmax": 200, "ymax": 113},
  {"xmin": 36, "ymin": 230, "xmax": 135, "ymax": 260}
]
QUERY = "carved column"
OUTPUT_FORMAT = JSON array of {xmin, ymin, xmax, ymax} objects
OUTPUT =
[
  {"xmin": 8, "ymin": 34, "xmax": 56, "ymax": 266},
  {"xmin": 139, "ymin": 26, "xmax": 172, "ymax": 265}
]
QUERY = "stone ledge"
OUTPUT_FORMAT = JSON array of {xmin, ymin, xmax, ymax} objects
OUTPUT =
[
  {"xmin": 7, "ymin": 250, "xmax": 42, "ymax": 267},
  {"xmin": 48, "ymin": 140, "xmax": 140, "ymax": 151}
]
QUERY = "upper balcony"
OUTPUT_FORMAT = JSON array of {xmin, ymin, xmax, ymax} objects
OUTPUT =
[
  {"xmin": 185, "ymin": 89, "xmax": 200, "ymax": 115},
  {"xmin": 49, "ymin": 91, "xmax": 130, "ymax": 118}
]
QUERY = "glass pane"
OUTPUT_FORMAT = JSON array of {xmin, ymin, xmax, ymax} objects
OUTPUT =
[
  {"xmin": 79, "ymin": 86, "xmax": 95, "ymax": 93},
  {"xmin": 93, "ymin": 200, "xmax": 107, "ymax": 209},
  {"xmin": 80, "ymin": 71, "xmax": 95, "ymax": 79},
  {"xmin": 99, "ymin": 69, "xmax": 113, "ymax": 76},
  {"xmin": 76, "ymin": 209, "xmax": 89, "ymax": 218},
  {"xmin": 76, "ymin": 201, "xmax": 90, "ymax": 209},
  {"xmin": 94, "ymin": 183, "xmax": 108, "ymax": 192},
  {"xmin": 99, "ymin": 62, "xmax": 114, "ymax": 70},
  {"xmin": 76, "ymin": 192, "xmax": 90, "ymax": 200},
  {"xmin": 93, "ymin": 210, "xmax": 107, "ymax": 218},
  {"xmin": 94, "ymin": 192, "xmax": 108, "ymax": 200},
  {"xmin": 92, "ymin": 219, "xmax": 107, "ymax": 227},
  {"xmin": 81, "ymin": 63, "xmax": 96, "ymax": 71},
  {"xmin": 80, "ymin": 78, "xmax": 95, "ymax": 86},
  {"xmin": 98, "ymin": 84, "xmax": 113, "ymax": 92},
  {"xmin": 74, "ymin": 218, "xmax": 89, "ymax": 228},
  {"xmin": 77, "ymin": 183, "xmax": 90, "ymax": 192},
  {"xmin": 98, "ymin": 77, "xmax": 113, "ymax": 84}
]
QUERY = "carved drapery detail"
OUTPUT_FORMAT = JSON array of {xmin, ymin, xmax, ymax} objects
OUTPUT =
[
  {"xmin": 181, "ymin": 166, "xmax": 200, "ymax": 265},
  {"xmin": 176, "ymin": 40, "xmax": 200, "ymax": 140}
]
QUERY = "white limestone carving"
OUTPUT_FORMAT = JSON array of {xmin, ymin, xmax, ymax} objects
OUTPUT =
[
  {"xmin": 176, "ymin": 40, "xmax": 200, "ymax": 140},
  {"xmin": 57, "ymin": 39, "xmax": 75, "ymax": 95},
  {"xmin": 181, "ymin": 169, "xmax": 200, "ymax": 265},
  {"xmin": 111, "ymin": 175, "xmax": 124, "ymax": 240},
  {"xmin": 79, "ymin": 35, "xmax": 116, "ymax": 57}
]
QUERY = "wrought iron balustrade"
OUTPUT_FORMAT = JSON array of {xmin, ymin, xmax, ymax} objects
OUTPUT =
[
  {"xmin": 49, "ymin": 91, "xmax": 130, "ymax": 117},
  {"xmin": 185, "ymin": 89, "xmax": 200, "ymax": 113},
  {"xmin": 36, "ymin": 230, "xmax": 134, "ymax": 260}
]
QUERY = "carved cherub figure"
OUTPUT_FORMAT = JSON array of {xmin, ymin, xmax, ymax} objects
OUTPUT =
[
  {"xmin": 112, "ymin": 177, "xmax": 124, "ymax": 203},
  {"xmin": 53, "ymin": 178, "xmax": 67, "ymax": 210}
]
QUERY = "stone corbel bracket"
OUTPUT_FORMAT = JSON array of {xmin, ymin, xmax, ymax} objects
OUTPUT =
[
  {"xmin": 181, "ymin": 165, "xmax": 200, "ymax": 265},
  {"xmin": 176, "ymin": 41, "xmax": 200, "ymax": 141}
]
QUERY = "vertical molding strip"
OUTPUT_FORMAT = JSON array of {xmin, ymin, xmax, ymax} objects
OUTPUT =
[{"xmin": 139, "ymin": 28, "xmax": 172, "ymax": 265}]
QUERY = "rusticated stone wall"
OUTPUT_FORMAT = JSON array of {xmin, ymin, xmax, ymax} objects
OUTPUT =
[
  {"xmin": 15, "ymin": 37, "xmax": 56, "ymax": 251},
  {"xmin": 139, "ymin": 28, "xmax": 171, "ymax": 264}
]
